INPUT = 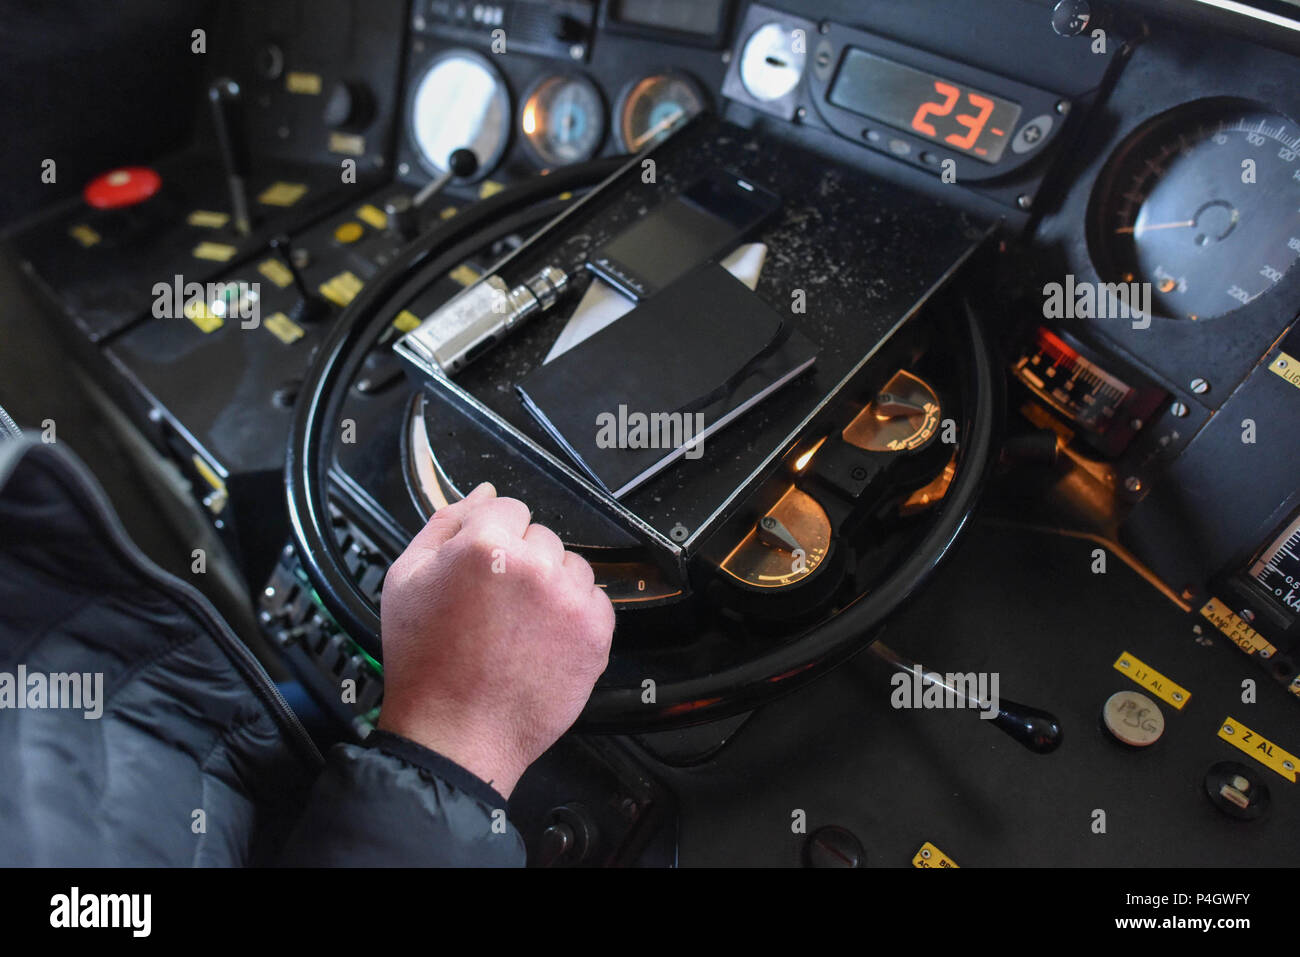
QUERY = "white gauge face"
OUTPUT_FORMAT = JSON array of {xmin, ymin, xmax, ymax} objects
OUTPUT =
[
  {"xmin": 739, "ymin": 22, "xmax": 806, "ymax": 102},
  {"xmin": 410, "ymin": 52, "xmax": 510, "ymax": 177}
]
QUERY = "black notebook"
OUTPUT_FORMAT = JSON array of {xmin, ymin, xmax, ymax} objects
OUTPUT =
[{"xmin": 516, "ymin": 263, "xmax": 819, "ymax": 498}]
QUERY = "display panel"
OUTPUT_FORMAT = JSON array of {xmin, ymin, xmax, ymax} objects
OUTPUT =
[
  {"xmin": 829, "ymin": 48, "xmax": 1022, "ymax": 164},
  {"xmin": 608, "ymin": 0, "xmax": 729, "ymax": 37}
]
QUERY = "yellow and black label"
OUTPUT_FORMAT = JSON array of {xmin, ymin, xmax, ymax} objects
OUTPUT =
[
  {"xmin": 285, "ymin": 71, "xmax": 322, "ymax": 95},
  {"xmin": 264, "ymin": 312, "xmax": 304, "ymax": 345},
  {"xmin": 1218, "ymin": 717, "xmax": 1298, "ymax": 782},
  {"xmin": 1268, "ymin": 351, "xmax": 1300, "ymax": 391},
  {"xmin": 1113, "ymin": 651, "xmax": 1191, "ymax": 710},
  {"xmin": 912, "ymin": 842, "xmax": 959, "ymax": 868},
  {"xmin": 357, "ymin": 204, "xmax": 388, "ymax": 230},
  {"xmin": 258, "ymin": 258, "xmax": 295, "ymax": 289},
  {"xmin": 187, "ymin": 209, "xmax": 229, "ymax": 229},
  {"xmin": 319, "ymin": 270, "xmax": 363, "ymax": 307},
  {"xmin": 68, "ymin": 224, "xmax": 100, "ymax": 247},
  {"xmin": 449, "ymin": 264, "xmax": 481, "ymax": 287},
  {"xmin": 257, "ymin": 181, "xmax": 309, "ymax": 207},
  {"xmin": 329, "ymin": 131, "xmax": 366, "ymax": 156},
  {"xmin": 192, "ymin": 241, "xmax": 237, "ymax": 263},
  {"xmin": 1200, "ymin": 598, "xmax": 1279, "ymax": 658},
  {"xmin": 183, "ymin": 297, "xmax": 223, "ymax": 333},
  {"xmin": 392, "ymin": 309, "xmax": 422, "ymax": 334}
]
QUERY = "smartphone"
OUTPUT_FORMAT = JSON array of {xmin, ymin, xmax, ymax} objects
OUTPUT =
[{"xmin": 586, "ymin": 168, "xmax": 781, "ymax": 301}]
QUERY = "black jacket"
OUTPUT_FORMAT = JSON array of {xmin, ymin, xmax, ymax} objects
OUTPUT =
[{"xmin": 0, "ymin": 436, "xmax": 524, "ymax": 867}]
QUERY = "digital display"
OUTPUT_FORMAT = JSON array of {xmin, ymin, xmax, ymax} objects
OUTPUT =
[
  {"xmin": 609, "ymin": 0, "xmax": 728, "ymax": 37},
  {"xmin": 829, "ymin": 48, "xmax": 1023, "ymax": 164}
]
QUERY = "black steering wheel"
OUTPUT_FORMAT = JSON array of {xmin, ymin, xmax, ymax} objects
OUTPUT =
[{"xmin": 286, "ymin": 158, "xmax": 1000, "ymax": 732}]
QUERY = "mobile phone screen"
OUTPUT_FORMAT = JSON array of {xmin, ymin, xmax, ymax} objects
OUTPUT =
[{"xmin": 586, "ymin": 169, "xmax": 780, "ymax": 300}]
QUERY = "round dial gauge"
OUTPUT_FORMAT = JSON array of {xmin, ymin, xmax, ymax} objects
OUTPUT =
[
  {"xmin": 409, "ymin": 51, "xmax": 510, "ymax": 179},
  {"xmin": 1090, "ymin": 104, "xmax": 1300, "ymax": 319},
  {"xmin": 521, "ymin": 74, "xmax": 606, "ymax": 168},
  {"xmin": 720, "ymin": 486, "xmax": 831, "ymax": 589},
  {"xmin": 616, "ymin": 72, "xmax": 706, "ymax": 153}
]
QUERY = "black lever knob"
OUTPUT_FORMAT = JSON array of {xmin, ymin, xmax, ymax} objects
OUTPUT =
[
  {"xmin": 269, "ymin": 235, "xmax": 328, "ymax": 324},
  {"xmin": 869, "ymin": 641, "xmax": 1063, "ymax": 754},
  {"xmin": 988, "ymin": 697, "xmax": 1063, "ymax": 754},
  {"xmin": 208, "ymin": 77, "xmax": 252, "ymax": 235}
]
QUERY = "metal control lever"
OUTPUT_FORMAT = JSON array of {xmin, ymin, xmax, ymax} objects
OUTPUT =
[
  {"xmin": 385, "ymin": 148, "xmax": 480, "ymax": 240},
  {"xmin": 208, "ymin": 78, "xmax": 252, "ymax": 235},
  {"xmin": 269, "ymin": 235, "xmax": 328, "ymax": 324},
  {"xmin": 869, "ymin": 641, "xmax": 1063, "ymax": 753}
]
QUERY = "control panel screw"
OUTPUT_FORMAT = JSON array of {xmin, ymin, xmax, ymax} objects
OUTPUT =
[
  {"xmin": 818, "ymin": 20, "xmax": 831, "ymax": 34},
  {"xmin": 1169, "ymin": 401, "xmax": 1188, "ymax": 418},
  {"xmin": 1190, "ymin": 377, "xmax": 1209, "ymax": 394},
  {"xmin": 1055, "ymin": 100, "xmax": 1070, "ymax": 115},
  {"xmin": 569, "ymin": 43, "xmax": 584, "ymax": 60},
  {"xmin": 1017, "ymin": 194, "xmax": 1033, "ymax": 210},
  {"xmin": 795, "ymin": 107, "xmax": 806, "ymax": 122},
  {"xmin": 1123, "ymin": 475, "xmax": 1142, "ymax": 492}
]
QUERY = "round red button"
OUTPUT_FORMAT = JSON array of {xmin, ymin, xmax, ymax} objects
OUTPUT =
[{"xmin": 83, "ymin": 166, "xmax": 162, "ymax": 209}]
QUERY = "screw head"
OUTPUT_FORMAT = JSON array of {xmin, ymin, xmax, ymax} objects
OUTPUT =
[
  {"xmin": 1170, "ymin": 401, "xmax": 1188, "ymax": 418},
  {"xmin": 1124, "ymin": 475, "xmax": 1143, "ymax": 492},
  {"xmin": 1190, "ymin": 378, "xmax": 1209, "ymax": 394},
  {"xmin": 1017, "ymin": 194, "xmax": 1033, "ymax": 210}
]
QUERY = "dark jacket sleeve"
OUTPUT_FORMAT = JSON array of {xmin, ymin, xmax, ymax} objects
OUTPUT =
[{"xmin": 278, "ymin": 730, "xmax": 526, "ymax": 867}]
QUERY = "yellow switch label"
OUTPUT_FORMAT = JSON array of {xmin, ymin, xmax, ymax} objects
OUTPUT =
[
  {"xmin": 257, "ymin": 181, "xmax": 308, "ymax": 207},
  {"xmin": 392, "ymin": 309, "xmax": 422, "ymax": 333},
  {"xmin": 912, "ymin": 842, "xmax": 958, "ymax": 868},
  {"xmin": 449, "ymin": 264, "xmax": 481, "ymax": 287},
  {"xmin": 285, "ymin": 71, "xmax": 321, "ymax": 95},
  {"xmin": 192, "ymin": 241, "xmax": 237, "ymax": 262},
  {"xmin": 477, "ymin": 180, "xmax": 505, "ymax": 199},
  {"xmin": 1218, "ymin": 717, "xmax": 1298, "ymax": 782},
  {"xmin": 1268, "ymin": 351, "xmax": 1300, "ymax": 391},
  {"xmin": 319, "ymin": 270, "xmax": 363, "ymax": 307},
  {"xmin": 258, "ymin": 258, "xmax": 294, "ymax": 288},
  {"xmin": 68, "ymin": 224, "xmax": 100, "ymax": 247},
  {"xmin": 187, "ymin": 209, "xmax": 229, "ymax": 228},
  {"xmin": 183, "ymin": 297, "xmax": 223, "ymax": 333},
  {"xmin": 357, "ymin": 204, "xmax": 388, "ymax": 230},
  {"xmin": 1113, "ymin": 651, "xmax": 1191, "ymax": 710},
  {"xmin": 264, "ymin": 312, "xmax": 304, "ymax": 345},
  {"xmin": 1200, "ymin": 598, "xmax": 1279, "ymax": 658},
  {"xmin": 334, "ymin": 221, "xmax": 364, "ymax": 244},
  {"xmin": 329, "ymin": 131, "xmax": 366, "ymax": 155}
]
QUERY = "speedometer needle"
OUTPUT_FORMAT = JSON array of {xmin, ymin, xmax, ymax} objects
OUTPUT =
[
  {"xmin": 1115, "ymin": 219, "xmax": 1195, "ymax": 236},
  {"xmin": 629, "ymin": 107, "xmax": 684, "ymax": 151}
]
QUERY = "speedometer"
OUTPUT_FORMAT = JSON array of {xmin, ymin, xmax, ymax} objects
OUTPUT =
[{"xmin": 1089, "ymin": 103, "xmax": 1300, "ymax": 320}]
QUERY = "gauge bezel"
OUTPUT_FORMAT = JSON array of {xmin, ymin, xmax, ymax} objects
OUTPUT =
[
  {"xmin": 518, "ymin": 72, "xmax": 608, "ymax": 170},
  {"xmin": 612, "ymin": 70, "xmax": 709, "ymax": 153},
  {"xmin": 1086, "ymin": 96, "xmax": 1300, "ymax": 321},
  {"xmin": 407, "ymin": 47, "xmax": 512, "ymax": 182}
]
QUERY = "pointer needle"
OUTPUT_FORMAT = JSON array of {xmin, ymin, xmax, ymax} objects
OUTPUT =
[
  {"xmin": 1115, "ymin": 219, "xmax": 1195, "ymax": 236},
  {"xmin": 630, "ymin": 107, "xmax": 684, "ymax": 151}
]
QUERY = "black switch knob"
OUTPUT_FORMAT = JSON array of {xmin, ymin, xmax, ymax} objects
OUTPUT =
[
  {"xmin": 323, "ymin": 80, "xmax": 374, "ymax": 131},
  {"xmin": 269, "ymin": 234, "xmax": 328, "ymax": 324},
  {"xmin": 803, "ymin": 825, "xmax": 865, "ymax": 868},
  {"xmin": 1052, "ymin": 0, "xmax": 1095, "ymax": 36}
]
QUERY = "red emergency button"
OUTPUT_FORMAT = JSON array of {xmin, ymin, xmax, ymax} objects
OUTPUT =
[{"xmin": 83, "ymin": 167, "xmax": 162, "ymax": 209}]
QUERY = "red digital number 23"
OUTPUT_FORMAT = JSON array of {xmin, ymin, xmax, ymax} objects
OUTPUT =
[{"xmin": 911, "ymin": 81, "xmax": 960, "ymax": 138}]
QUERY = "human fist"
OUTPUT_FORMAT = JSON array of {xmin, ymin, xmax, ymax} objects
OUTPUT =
[{"xmin": 376, "ymin": 482, "xmax": 615, "ymax": 797}]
